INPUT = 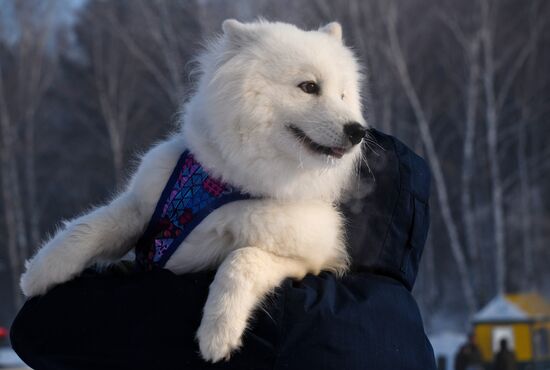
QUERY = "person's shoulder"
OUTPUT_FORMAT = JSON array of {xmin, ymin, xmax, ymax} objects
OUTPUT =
[{"xmin": 271, "ymin": 272, "xmax": 437, "ymax": 370}]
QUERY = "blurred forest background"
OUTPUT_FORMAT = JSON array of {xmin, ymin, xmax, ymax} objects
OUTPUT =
[{"xmin": 0, "ymin": 0, "xmax": 549, "ymax": 333}]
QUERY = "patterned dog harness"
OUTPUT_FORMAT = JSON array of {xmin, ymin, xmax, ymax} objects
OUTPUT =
[{"xmin": 135, "ymin": 150, "xmax": 251, "ymax": 270}]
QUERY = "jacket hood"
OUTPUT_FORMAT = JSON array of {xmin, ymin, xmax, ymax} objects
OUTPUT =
[{"xmin": 341, "ymin": 129, "xmax": 431, "ymax": 290}]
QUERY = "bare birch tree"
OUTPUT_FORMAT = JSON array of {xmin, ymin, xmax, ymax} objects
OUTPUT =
[
  {"xmin": 0, "ymin": 59, "xmax": 25, "ymax": 308},
  {"xmin": 438, "ymin": 10, "xmax": 482, "ymax": 265},
  {"xmin": 480, "ymin": 0, "xmax": 541, "ymax": 294},
  {"xmin": 516, "ymin": 0, "xmax": 546, "ymax": 290},
  {"xmin": 381, "ymin": 0, "xmax": 477, "ymax": 313},
  {"xmin": 0, "ymin": 0, "xmax": 57, "ymax": 308},
  {"xmin": 104, "ymin": 0, "xmax": 201, "ymax": 109},
  {"xmin": 15, "ymin": 1, "xmax": 57, "ymax": 251},
  {"xmin": 81, "ymin": 4, "xmax": 144, "ymax": 186}
]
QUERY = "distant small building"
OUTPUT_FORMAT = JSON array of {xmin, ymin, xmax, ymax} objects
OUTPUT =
[{"xmin": 473, "ymin": 293, "xmax": 550, "ymax": 369}]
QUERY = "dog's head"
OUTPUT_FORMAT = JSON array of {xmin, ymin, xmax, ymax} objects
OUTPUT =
[
  {"xmin": 183, "ymin": 20, "xmax": 365, "ymax": 199},
  {"xmin": 187, "ymin": 20, "xmax": 365, "ymax": 166}
]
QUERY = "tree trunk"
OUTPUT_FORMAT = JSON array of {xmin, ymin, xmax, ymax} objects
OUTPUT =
[
  {"xmin": 517, "ymin": 114, "xmax": 533, "ymax": 289},
  {"xmin": 109, "ymin": 128, "xmax": 124, "ymax": 189},
  {"xmin": 0, "ymin": 129, "xmax": 23, "ymax": 309},
  {"xmin": 461, "ymin": 40, "xmax": 480, "ymax": 266},
  {"xmin": 384, "ymin": 3, "xmax": 477, "ymax": 313},
  {"xmin": 481, "ymin": 0, "xmax": 507, "ymax": 294},
  {"xmin": 0, "ymin": 70, "xmax": 25, "ymax": 308},
  {"xmin": 24, "ymin": 116, "xmax": 41, "ymax": 254}
]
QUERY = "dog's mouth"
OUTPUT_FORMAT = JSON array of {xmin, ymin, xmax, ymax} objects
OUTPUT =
[{"xmin": 288, "ymin": 125, "xmax": 348, "ymax": 159}]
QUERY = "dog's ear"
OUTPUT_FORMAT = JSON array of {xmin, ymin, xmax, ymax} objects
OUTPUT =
[
  {"xmin": 222, "ymin": 19, "xmax": 256, "ymax": 46},
  {"xmin": 319, "ymin": 22, "xmax": 342, "ymax": 41}
]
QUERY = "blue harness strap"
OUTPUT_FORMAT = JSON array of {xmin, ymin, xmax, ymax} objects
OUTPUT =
[{"xmin": 135, "ymin": 151, "xmax": 251, "ymax": 270}]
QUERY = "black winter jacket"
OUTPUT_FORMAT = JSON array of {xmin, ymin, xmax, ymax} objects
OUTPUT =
[{"xmin": 11, "ymin": 129, "xmax": 436, "ymax": 370}]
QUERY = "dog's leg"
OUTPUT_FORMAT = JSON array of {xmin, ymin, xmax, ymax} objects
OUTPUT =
[
  {"xmin": 196, "ymin": 247, "xmax": 307, "ymax": 362},
  {"xmin": 20, "ymin": 136, "xmax": 185, "ymax": 297},
  {"xmin": 20, "ymin": 192, "xmax": 145, "ymax": 297}
]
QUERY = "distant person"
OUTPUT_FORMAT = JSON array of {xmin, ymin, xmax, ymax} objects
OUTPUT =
[
  {"xmin": 437, "ymin": 355, "xmax": 447, "ymax": 370},
  {"xmin": 493, "ymin": 339, "xmax": 517, "ymax": 370},
  {"xmin": 454, "ymin": 333, "xmax": 483, "ymax": 370}
]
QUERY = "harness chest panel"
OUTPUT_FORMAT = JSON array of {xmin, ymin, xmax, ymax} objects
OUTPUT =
[{"xmin": 135, "ymin": 150, "xmax": 250, "ymax": 270}]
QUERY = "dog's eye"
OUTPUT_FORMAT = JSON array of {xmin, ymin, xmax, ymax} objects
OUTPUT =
[{"xmin": 298, "ymin": 81, "xmax": 320, "ymax": 95}]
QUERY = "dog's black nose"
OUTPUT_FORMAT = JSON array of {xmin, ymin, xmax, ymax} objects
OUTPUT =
[{"xmin": 343, "ymin": 122, "xmax": 367, "ymax": 145}]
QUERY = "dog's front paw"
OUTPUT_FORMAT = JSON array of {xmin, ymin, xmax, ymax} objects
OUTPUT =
[
  {"xmin": 20, "ymin": 263, "xmax": 52, "ymax": 297},
  {"xmin": 20, "ymin": 252, "xmax": 79, "ymax": 297},
  {"xmin": 196, "ymin": 315, "xmax": 243, "ymax": 363}
]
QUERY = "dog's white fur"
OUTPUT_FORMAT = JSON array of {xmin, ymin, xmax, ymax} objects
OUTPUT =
[{"xmin": 20, "ymin": 20, "xmax": 365, "ymax": 362}]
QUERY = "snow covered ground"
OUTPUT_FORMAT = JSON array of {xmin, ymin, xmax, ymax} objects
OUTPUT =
[{"xmin": 0, "ymin": 346, "xmax": 27, "ymax": 369}]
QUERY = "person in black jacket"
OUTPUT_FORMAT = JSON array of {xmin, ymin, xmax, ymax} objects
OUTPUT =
[
  {"xmin": 454, "ymin": 333, "xmax": 483, "ymax": 370},
  {"xmin": 493, "ymin": 339, "xmax": 517, "ymax": 370},
  {"xmin": 10, "ymin": 129, "xmax": 436, "ymax": 370}
]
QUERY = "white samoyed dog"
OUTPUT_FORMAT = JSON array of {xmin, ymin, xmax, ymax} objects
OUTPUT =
[{"xmin": 20, "ymin": 19, "xmax": 367, "ymax": 362}]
